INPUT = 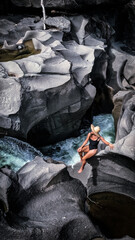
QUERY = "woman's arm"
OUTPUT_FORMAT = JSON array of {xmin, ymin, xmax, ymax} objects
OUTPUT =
[
  {"xmin": 77, "ymin": 132, "xmax": 91, "ymax": 152},
  {"xmin": 100, "ymin": 136, "xmax": 114, "ymax": 149}
]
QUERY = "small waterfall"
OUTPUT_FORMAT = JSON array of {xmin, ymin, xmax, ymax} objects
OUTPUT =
[{"xmin": 41, "ymin": 0, "xmax": 46, "ymax": 30}]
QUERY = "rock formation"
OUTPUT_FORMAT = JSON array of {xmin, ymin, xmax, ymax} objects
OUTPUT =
[
  {"xmin": 0, "ymin": 156, "xmax": 103, "ymax": 240},
  {"xmin": 0, "ymin": 2, "xmax": 135, "ymax": 239},
  {"xmin": 0, "ymin": 16, "xmax": 106, "ymax": 146},
  {"xmin": 99, "ymin": 90, "xmax": 135, "ymax": 160},
  {"xmin": 0, "ymin": 12, "xmax": 135, "ymax": 145},
  {"xmin": 10, "ymin": 0, "xmax": 131, "ymax": 9}
]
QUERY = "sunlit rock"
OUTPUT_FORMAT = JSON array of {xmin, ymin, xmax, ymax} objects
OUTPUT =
[
  {"xmin": 0, "ymin": 26, "xmax": 97, "ymax": 145},
  {"xmin": 46, "ymin": 16, "xmax": 71, "ymax": 32},
  {"xmin": 98, "ymin": 91, "xmax": 135, "ymax": 160},
  {"xmin": 0, "ymin": 78, "xmax": 21, "ymax": 117},
  {"xmin": 123, "ymin": 57, "xmax": 135, "ymax": 89},
  {"xmin": 1, "ymin": 61, "xmax": 23, "ymax": 78},
  {"xmin": 84, "ymin": 34, "xmax": 105, "ymax": 48},
  {"xmin": 108, "ymin": 43, "xmax": 135, "ymax": 92},
  {"xmin": 114, "ymin": 91, "xmax": 135, "ymax": 160},
  {"xmin": 69, "ymin": 15, "xmax": 88, "ymax": 44},
  {"xmin": 41, "ymin": 56, "xmax": 71, "ymax": 74},
  {"xmin": 21, "ymin": 74, "xmax": 71, "ymax": 92},
  {"xmin": 0, "ymin": 19, "xmax": 30, "ymax": 45}
]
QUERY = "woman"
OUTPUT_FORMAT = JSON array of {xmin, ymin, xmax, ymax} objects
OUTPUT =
[{"xmin": 77, "ymin": 124, "xmax": 114, "ymax": 173}]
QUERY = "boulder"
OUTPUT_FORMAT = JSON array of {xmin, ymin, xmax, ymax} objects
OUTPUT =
[
  {"xmin": 0, "ymin": 14, "xmax": 134, "ymax": 146},
  {"xmin": 46, "ymin": 16, "xmax": 71, "ymax": 32},
  {"xmin": 69, "ymin": 15, "xmax": 89, "ymax": 44},
  {"xmin": 112, "ymin": 90, "xmax": 131, "ymax": 131},
  {"xmin": 97, "ymin": 91, "xmax": 135, "ymax": 160},
  {"xmin": 0, "ymin": 77, "xmax": 21, "ymax": 117},
  {"xmin": 68, "ymin": 153, "xmax": 135, "ymax": 239},
  {"xmin": 115, "ymin": 91, "xmax": 135, "ymax": 139},
  {"xmin": 0, "ymin": 19, "xmax": 30, "ymax": 45},
  {"xmin": 0, "ymin": 27, "xmax": 98, "ymax": 145},
  {"xmin": 0, "ymin": 156, "xmax": 103, "ymax": 240},
  {"xmin": 105, "ymin": 43, "xmax": 135, "ymax": 93},
  {"xmin": 86, "ymin": 154, "xmax": 135, "ymax": 239}
]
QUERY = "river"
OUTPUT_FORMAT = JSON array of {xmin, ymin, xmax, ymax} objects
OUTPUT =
[{"xmin": 0, "ymin": 114, "xmax": 115, "ymax": 172}]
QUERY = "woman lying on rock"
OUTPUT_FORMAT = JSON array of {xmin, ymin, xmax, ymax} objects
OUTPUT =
[{"xmin": 77, "ymin": 124, "xmax": 114, "ymax": 173}]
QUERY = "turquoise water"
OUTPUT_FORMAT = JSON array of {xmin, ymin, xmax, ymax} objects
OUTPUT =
[
  {"xmin": 0, "ymin": 136, "xmax": 44, "ymax": 171},
  {"xmin": 0, "ymin": 114, "xmax": 115, "ymax": 171},
  {"xmin": 41, "ymin": 114, "xmax": 115, "ymax": 166}
]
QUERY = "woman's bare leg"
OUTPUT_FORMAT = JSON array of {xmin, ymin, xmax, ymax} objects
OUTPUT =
[
  {"xmin": 78, "ymin": 149, "xmax": 98, "ymax": 173},
  {"xmin": 78, "ymin": 145, "xmax": 89, "ymax": 161}
]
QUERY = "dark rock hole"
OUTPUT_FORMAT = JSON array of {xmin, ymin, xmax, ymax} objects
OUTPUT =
[{"xmin": 87, "ymin": 191, "xmax": 135, "ymax": 239}]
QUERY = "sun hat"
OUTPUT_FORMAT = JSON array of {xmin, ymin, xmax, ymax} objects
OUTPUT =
[{"xmin": 91, "ymin": 124, "xmax": 101, "ymax": 137}]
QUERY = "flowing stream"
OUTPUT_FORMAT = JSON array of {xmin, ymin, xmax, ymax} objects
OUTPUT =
[
  {"xmin": 41, "ymin": 114, "xmax": 115, "ymax": 166},
  {"xmin": 0, "ymin": 114, "xmax": 115, "ymax": 172}
]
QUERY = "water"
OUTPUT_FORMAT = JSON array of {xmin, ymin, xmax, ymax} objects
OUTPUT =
[
  {"xmin": 0, "ymin": 114, "xmax": 115, "ymax": 171},
  {"xmin": 0, "ymin": 136, "xmax": 44, "ymax": 171},
  {"xmin": 41, "ymin": 114, "xmax": 115, "ymax": 166}
]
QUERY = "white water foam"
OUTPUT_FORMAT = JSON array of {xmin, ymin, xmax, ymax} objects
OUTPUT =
[
  {"xmin": 41, "ymin": 114, "xmax": 115, "ymax": 166},
  {"xmin": 0, "ymin": 114, "xmax": 115, "ymax": 171}
]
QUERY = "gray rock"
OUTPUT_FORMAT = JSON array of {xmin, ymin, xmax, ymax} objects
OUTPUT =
[
  {"xmin": 85, "ymin": 16, "xmax": 115, "ymax": 41},
  {"xmin": 0, "ymin": 116, "xmax": 11, "ymax": 129},
  {"xmin": 84, "ymin": 34, "xmax": 105, "ymax": 47},
  {"xmin": 0, "ymin": 77, "xmax": 21, "ymax": 117},
  {"xmin": 115, "ymin": 91, "xmax": 135, "ymax": 141},
  {"xmin": 107, "ymin": 43, "xmax": 135, "ymax": 92},
  {"xmin": 1, "ymin": 156, "xmax": 103, "ymax": 240},
  {"xmin": 10, "ymin": 0, "xmax": 131, "ymax": 8},
  {"xmin": 69, "ymin": 153, "xmax": 135, "ymax": 239},
  {"xmin": 0, "ymin": 27, "xmax": 97, "ymax": 145},
  {"xmin": 112, "ymin": 90, "xmax": 131, "ymax": 131},
  {"xmin": 46, "ymin": 16, "xmax": 71, "ymax": 32},
  {"xmin": 86, "ymin": 154, "xmax": 135, "ymax": 239},
  {"xmin": 69, "ymin": 15, "xmax": 89, "ymax": 44},
  {"xmin": 0, "ymin": 15, "xmax": 134, "ymax": 147},
  {"xmin": 1, "ymin": 61, "xmax": 24, "ymax": 77},
  {"xmin": 98, "ymin": 91, "xmax": 135, "ymax": 160},
  {"xmin": 41, "ymin": 56, "xmax": 71, "ymax": 74},
  {"xmin": 0, "ymin": 171, "xmax": 11, "ymax": 213},
  {"xmin": 123, "ymin": 57, "xmax": 135, "ymax": 89}
]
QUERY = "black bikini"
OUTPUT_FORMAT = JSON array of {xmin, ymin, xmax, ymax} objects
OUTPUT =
[{"xmin": 89, "ymin": 136, "xmax": 100, "ymax": 150}]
